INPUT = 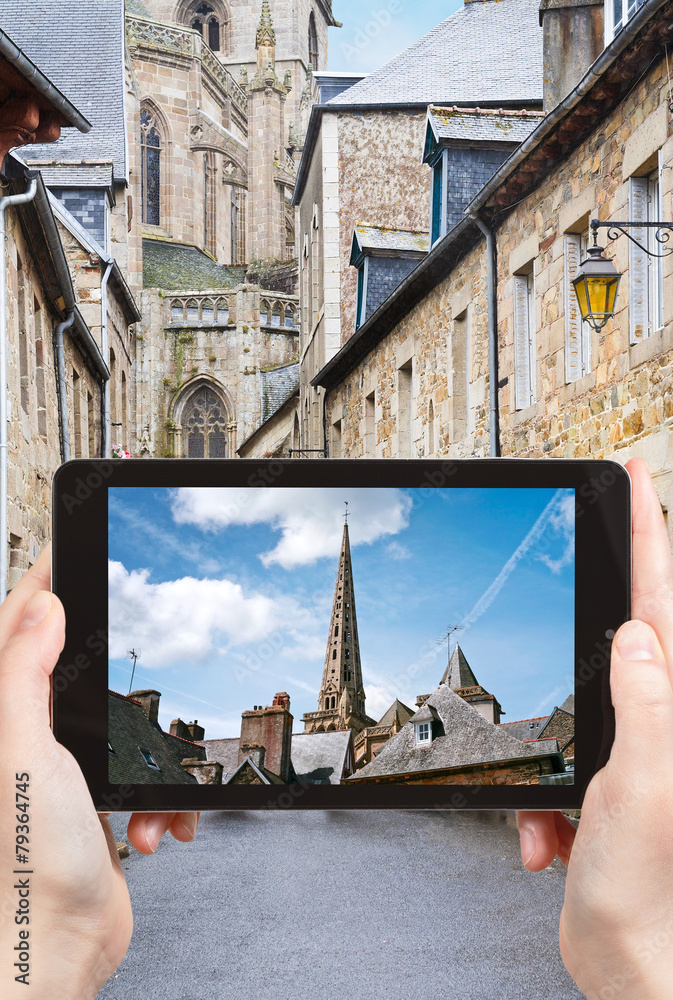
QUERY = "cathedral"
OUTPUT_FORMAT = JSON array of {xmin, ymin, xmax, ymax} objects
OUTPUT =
[{"xmin": 126, "ymin": 0, "xmax": 339, "ymax": 458}]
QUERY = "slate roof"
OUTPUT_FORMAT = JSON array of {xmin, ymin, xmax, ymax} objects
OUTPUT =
[
  {"xmin": 377, "ymin": 698, "xmax": 414, "ymax": 729},
  {"xmin": 261, "ymin": 362, "xmax": 300, "ymax": 423},
  {"xmin": 38, "ymin": 163, "xmax": 113, "ymax": 189},
  {"xmin": 143, "ymin": 238, "xmax": 246, "ymax": 291},
  {"xmin": 441, "ymin": 644, "xmax": 479, "ymax": 690},
  {"xmin": 108, "ymin": 691, "xmax": 206, "ymax": 784},
  {"xmin": 197, "ymin": 737, "xmax": 241, "ymax": 779},
  {"xmin": 291, "ymin": 731, "xmax": 353, "ymax": 785},
  {"xmin": 350, "ymin": 681, "xmax": 563, "ymax": 780},
  {"xmin": 1, "ymin": 0, "xmax": 127, "ymax": 180},
  {"xmin": 498, "ymin": 716, "xmax": 551, "ymax": 741},
  {"xmin": 353, "ymin": 224, "xmax": 430, "ymax": 254},
  {"xmin": 560, "ymin": 694, "xmax": 575, "ymax": 715},
  {"xmin": 326, "ymin": 0, "xmax": 543, "ymax": 108},
  {"xmin": 428, "ymin": 106, "xmax": 544, "ymax": 144}
]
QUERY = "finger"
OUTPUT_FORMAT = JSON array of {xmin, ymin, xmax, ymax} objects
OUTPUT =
[
  {"xmin": 626, "ymin": 458, "xmax": 673, "ymax": 665},
  {"xmin": 609, "ymin": 618, "xmax": 673, "ymax": 767},
  {"xmin": 126, "ymin": 812, "xmax": 175, "ymax": 855},
  {"xmin": 516, "ymin": 811, "xmax": 575, "ymax": 871},
  {"xmin": 0, "ymin": 590, "xmax": 66, "ymax": 732},
  {"xmin": 0, "ymin": 545, "xmax": 52, "ymax": 647},
  {"xmin": 168, "ymin": 812, "xmax": 200, "ymax": 842}
]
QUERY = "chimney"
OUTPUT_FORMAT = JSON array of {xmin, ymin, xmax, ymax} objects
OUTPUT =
[
  {"xmin": 238, "ymin": 693, "xmax": 293, "ymax": 781},
  {"xmin": 240, "ymin": 743, "xmax": 266, "ymax": 771},
  {"xmin": 170, "ymin": 718, "xmax": 190, "ymax": 740},
  {"xmin": 187, "ymin": 720, "xmax": 205, "ymax": 741},
  {"xmin": 129, "ymin": 689, "xmax": 161, "ymax": 725},
  {"xmin": 539, "ymin": 0, "xmax": 604, "ymax": 112}
]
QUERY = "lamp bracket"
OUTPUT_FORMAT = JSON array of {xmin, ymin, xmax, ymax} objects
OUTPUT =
[{"xmin": 590, "ymin": 219, "xmax": 673, "ymax": 258}]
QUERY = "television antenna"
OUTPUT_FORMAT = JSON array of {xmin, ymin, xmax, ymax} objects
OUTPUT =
[
  {"xmin": 437, "ymin": 624, "xmax": 464, "ymax": 662},
  {"xmin": 127, "ymin": 647, "xmax": 141, "ymax": 694}
]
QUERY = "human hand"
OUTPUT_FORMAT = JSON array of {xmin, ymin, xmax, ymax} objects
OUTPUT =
[
  {"xmin": 0, "ymin": 546, "xmax": 200, "ymax": 999},
  {"xmin": 516, "ymin": 457, "xmax": 673, "ymax": 1000}
]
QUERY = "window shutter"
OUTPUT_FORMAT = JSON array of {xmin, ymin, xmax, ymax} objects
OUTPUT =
[
  {"xmin": 629, "ymin": 176, "xmax": 649, "ymax": 343},
  {"xmin": 564, "ymin": 234, "xmax": 583, "ymax": 382},
  {"xmin": 513, "ymin": 274, "xmax": 531, "ymax": 409}
]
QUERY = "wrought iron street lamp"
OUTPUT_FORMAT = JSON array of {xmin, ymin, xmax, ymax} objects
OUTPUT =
[{"xmin": 572, "ymin": 218, "xmax": 673, "ymax": 331}]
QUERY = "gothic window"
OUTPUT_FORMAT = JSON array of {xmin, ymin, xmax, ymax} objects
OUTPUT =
[
  {"xmin": 272, "ymin": 302, "xmax": 282, "ymax": 326},
  {"xmin": 260, "ymin": 300, "xmax": 270, "ymax": 325},
  {"xmin": 186, "ymin": 299, "xmax": 199, "ymax": 322},
  {"xmin": 140, "ymin": 107, "xmax": 162, "ymax": 226},
  {"xmin": 187, "ymin": 1, "xmax": 224, "ymax": 52},
  {"xmin": 201, "ymin": 299, "xmax": 215, "ymax": 324},
  {"xmin": 203, "ymin": 153, "xmax": 216, "ymax": 257},
  {"xmin": 332, "ymin": 649, "xmax": 337, "ymax": 660},
  {"xmin": 308, "ymin": 11, "xmax": 319, "ymax": 70},
  {"xmin": 181, "ymin": 384, "xmax": 229, "ymax": 458},
  {"xmin": 284, "ymin": 305, "xmax": 296, "ymax": 328},
  {"xmin": 171, "ymin": 300, "xmax": 185, "ymax": 322},
  {"xmin": 229, "ymin": 186, "xmax": 246, "ymax": 265},
  {"xmin": 216, "ymin": 297, "xmax": 229, "ymax": 323}
]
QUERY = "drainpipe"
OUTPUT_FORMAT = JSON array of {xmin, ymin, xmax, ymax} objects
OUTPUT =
[
  {"xmin": 0, "ymin": 178, "xmax": 37, "ymax": 602},
  {"xmin": 470, "ymin": 212, "xmax": 500, "ymax": 458},
  {"xmin": 100, "ymin": 261, "xmax": 113, "ymax": 458},
  {"xmin": 54, "ymin": 310, "xmax": 75, "ymax": 462}
]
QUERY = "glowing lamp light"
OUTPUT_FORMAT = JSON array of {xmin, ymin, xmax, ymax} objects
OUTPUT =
[{"xmin": 571, "ymin": 245, "xmax": 621, "ymax": 332}]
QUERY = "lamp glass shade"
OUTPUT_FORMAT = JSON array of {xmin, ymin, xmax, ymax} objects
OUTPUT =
[{"xmin": 571, "ymin": 246, "xmax": 621, "ymax": 331}]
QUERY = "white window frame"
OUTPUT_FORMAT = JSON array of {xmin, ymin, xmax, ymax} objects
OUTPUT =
[
  {"xmin": 415, "ymin": 721, "xmax": 431, "ymax": 746},
  {"xmin": 564, "ymin": 231, "xmax": 591, "ymax": 382},
  {"xmin": 604, "ymin": 0, "xmax": 646, "ymax": 43},
  {"xmin": 513, "ymin": 269, "xmax": 536, "ymax": 409}
]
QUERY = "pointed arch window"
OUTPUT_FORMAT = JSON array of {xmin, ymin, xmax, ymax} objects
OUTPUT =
[
  {"xmin": 308, "ymin": 11, "xmax": 319, "ymax": 70},
  {"xmin": 181, "ymin": 384, "xmax": 229, "ymax": 457},
  {"xmin": 187, "ymin": 1, "xmax": 224, "ymax": 52},
  {"xmin": 140, "ymin": 107, "xmax": 162, "ymax": 226}
]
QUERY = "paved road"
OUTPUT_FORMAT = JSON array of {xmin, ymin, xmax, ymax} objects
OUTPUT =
[{"xmin": 100, "ymin": 810, "xmax": 583, "ymax": 1000}]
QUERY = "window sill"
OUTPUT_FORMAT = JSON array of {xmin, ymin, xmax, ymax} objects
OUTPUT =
[
  {"xmin": 558, "ymin": 370, "xmax": 596, "ymax": 406},
  {"xmin": 508, "ymin": 399, "xmax": 543, "ymax": 427},
  {"xmin": 629, "ymin": 325, "xmax": 673, "ymax": 369}
]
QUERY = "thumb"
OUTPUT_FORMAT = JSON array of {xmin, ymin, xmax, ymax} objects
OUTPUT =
[
  {"xmin": 609, "ymin": 619, "xmax": 673, "ymax": 768},
  {"xmin": 0, "ymin": 590, "xmax": 66, "ymax": 734}
]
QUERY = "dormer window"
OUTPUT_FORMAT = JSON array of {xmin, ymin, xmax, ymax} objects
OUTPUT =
[{"xmin": 415, "ymin": 722, "xmax": 431, "ymax": 745}]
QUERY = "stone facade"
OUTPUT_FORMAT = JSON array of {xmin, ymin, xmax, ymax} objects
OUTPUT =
[{"xmin": 311, "ymin": 8, "xmax": 673, "ymax": 542}]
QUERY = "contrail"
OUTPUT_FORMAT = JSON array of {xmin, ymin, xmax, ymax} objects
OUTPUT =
[{"xmin": 460, "ymin": 489, "xmax": 569, "ymax": 632}]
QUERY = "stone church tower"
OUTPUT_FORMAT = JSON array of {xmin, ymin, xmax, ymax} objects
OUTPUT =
[
  {"xmin": 302, "ymin": 519, "xmax": 376, "ymax": 735},
  {"xmin": 124, "ymin": 0, "xmax": 338, "ymax": 459}
]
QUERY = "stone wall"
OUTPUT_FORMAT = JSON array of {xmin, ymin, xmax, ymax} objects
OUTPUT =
[
  {"xmin": 337, "ymin": 110, "xmax": 431, "ymax": 342},
  {"xmin": 349, "ymin": 758, "xmax": 555, "ymax": 785},
  {"xmin": 494, "ymin": 54, "xmax": 673, "ymax": 534},
  {"xmin": 137, "ymin": 283, "xmax": 298, "ymax": 455}
]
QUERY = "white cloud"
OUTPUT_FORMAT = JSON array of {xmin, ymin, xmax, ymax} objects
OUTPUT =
[
  {"xmin": 108, "ymin": 560, "xmax": 319, "ymax": 670},
  {"xmin": 536, "ymin": 492, "xmax": 575, "ymax": 574},
  {"xmin": 386, "ymin": 541, "xmax": 411, "ymax": 561},
  {"xmin": 170, "ymin": 487, "xmax": 412, "ymax": 568}
]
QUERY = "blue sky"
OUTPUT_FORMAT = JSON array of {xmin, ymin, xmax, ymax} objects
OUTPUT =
[
  {"xmin": 108, "ymin": 487, "xmax": 574, "ymax": 739},
  {"xmin": 328, "ymin": 0, "xmax": 462, "ymax": 73}
]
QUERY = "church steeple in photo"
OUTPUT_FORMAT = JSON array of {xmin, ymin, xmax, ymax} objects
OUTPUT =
[{"xmin": 302, "ymin": 510, "xmax": 375, "ymax": 735}]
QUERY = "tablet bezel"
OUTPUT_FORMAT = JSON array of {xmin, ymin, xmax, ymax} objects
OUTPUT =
[{"xmin": 52, "ymin": 458, "xmax": 630, "ymax": 812}]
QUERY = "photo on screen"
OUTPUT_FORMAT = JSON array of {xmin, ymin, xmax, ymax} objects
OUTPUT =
[{"xmin": 108, "ymin": 486, "xmax": 575, "ymax": 787}]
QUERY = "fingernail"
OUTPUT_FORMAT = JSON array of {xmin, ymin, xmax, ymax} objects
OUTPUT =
[
  {"xmin": 519, "ymin": 826, "xmax": 536, "ymax": 867},
  {"xmin": 19, "ymin": 591, "xmax": 52, "ymax": 629},
  {"xmin": 144, "ymin": 815, "xmax": 168, "ymax": 852},
  {"xmin": 180, "ymin": 813, "xmax": 199, "ymax": 839},
  {"xmin": 615, "ymin": 620, "xmax": 659, "ymax": 661}
]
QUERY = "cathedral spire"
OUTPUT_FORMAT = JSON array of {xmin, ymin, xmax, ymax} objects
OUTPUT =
[
  {"xmin": 256, "ymin": 0, "xmax": 276, "ymax": 50},
  {"xmin": 302, "ymin": 517, "xmax": 373, "ymax": 735}
]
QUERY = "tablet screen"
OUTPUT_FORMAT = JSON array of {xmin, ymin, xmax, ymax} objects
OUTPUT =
[{"xmin": 107, "ymin": 486, "xmax": 575, "ymax": 788}]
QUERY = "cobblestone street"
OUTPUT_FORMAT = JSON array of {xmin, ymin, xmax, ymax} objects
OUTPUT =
[{"xmin": 101, "ymin": 809, "xmax": 583, "ymax": 1000}]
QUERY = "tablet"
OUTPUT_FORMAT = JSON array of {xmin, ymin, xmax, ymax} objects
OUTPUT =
[{"xmin": 52, "ymin": 458, "xmax": 630, "ymax": 812}]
